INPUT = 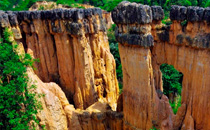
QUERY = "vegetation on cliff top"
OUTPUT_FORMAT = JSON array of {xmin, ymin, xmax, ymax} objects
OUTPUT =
[
  {"xmin": 0, "ymin": 28, "xmax": 42, "ymax": 129},
  {"xmin": 1, "ymin": 0, "xmax": 210, "ymax": 11}
]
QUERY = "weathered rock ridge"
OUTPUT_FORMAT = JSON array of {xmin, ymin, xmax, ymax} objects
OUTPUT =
[
  {"xmin": 27, "ymin": 67, "xmax": 123, "ymax": 130},
  {"xmin": 0, "ymin": 7, "xmax": 121, "ymax": 130},
  {"xmin": 1, "ymin": 2, "xmax": 210, "ymax": 130},
  {"xmin": 112, "ymin": 1, "xmax": 210, "ymax": 130},
  {"xmin": 0, "ymin": 8, "xmax": 119, "ymax": 110}
]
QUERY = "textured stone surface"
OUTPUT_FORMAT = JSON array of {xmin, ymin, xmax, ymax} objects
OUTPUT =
[
  {"xmin": 0, "ymin": 8, "xmax": 119, "ymax": 110},
  {"xmin": 204, "ymin": 7, "xmax": 210, "ymax": 23},
  {"xmin": 151, "ymin": 6, "xmax": 164, "ymax": 21},
  {"xmin": 27, "ymin": 67, "xmax": 122, "ymax": 130},
  {"xmin": 170, "ymin": 5, "xmax": 210, "ymax": 23},
  {"xmin": 187, "ymin": 6, "xmax": 204, "ymax": 22},
  {"xmin": 119, "ymin": 43, "xmax": 154, "ymax": 129},
  {"xmin": 113, "ymin": 2, "xmax": 210, "ymax": 130},
  {"xmin": 170, "ymin": 5, "xmax": 187, "ymax": 21},
  {"xmin": 112, "ymin": 2, "xmax": 155, "ymax": 47},
  {"xmin": 112, "ymin": 1, "xmax": 152, "ymax": 24},
  {"xmin": 115, "ymin": 33, "xmax": 154, "ymax": 47},
  {"xmin": 2, "ymin": 2, "xmax": 210, "ymax": 130}
]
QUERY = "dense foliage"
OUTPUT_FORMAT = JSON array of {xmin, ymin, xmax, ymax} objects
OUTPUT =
[
  {"xmin": 108, "ymin": 24, "xmax": 122, "ymax": 80},
  {"xmin": 0, "ymin": 28, "xmax": 42, "ymax": 129},
  {"xmin": 160, "ymin": 64, "xmax": 183, "ymax": 114},
  {"xmin": 1, "ymin": 0, "xmax": 210, "ymax": 11},
  {"xmin": 170, "ymin": 95, "xmax": 181, "ymax": 114},
  {"xmin": 107, "ymin": 24, "xmax": 123, "ymax": 93},
  {"xmin": 160, "ymin": 64, "xmax": 183, "ymax": 97}
]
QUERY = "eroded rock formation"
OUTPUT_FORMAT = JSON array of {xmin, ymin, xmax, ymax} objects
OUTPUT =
[
  {"xmin": 29, "ymin": 1, "xmax": 113, "ymax": 29},
  {"xmin": 28, "ymin": 67, "xmax": 123, "ymax": 130},
  {"xmin": 0, "ymin": 8, "xmax": 119, "ymax": 110},
  {"xmin": 112, "ymin": 2, "xmax": 210, "ymax": 130},
  {"xmin": 1, "ymin": 1, "xmax": 210, "ymax": 130},
  {"xmin": 0, "ymin": 7, "xmax": 121, "ymax": 130}
]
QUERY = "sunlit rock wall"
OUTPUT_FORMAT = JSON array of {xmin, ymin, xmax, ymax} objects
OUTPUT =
[
  {"xmin": 112, "ymin": 2, "xmax": 210, "ymax": 130},
  {"xmin": 0, "ymin": 8, "xmax": 122, "ymax": 130},
  {"xmin": 0, "ymin": 8, "xmax": 119, "ymax": 110}
]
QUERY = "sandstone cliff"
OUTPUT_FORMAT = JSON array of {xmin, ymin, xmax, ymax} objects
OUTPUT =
[
  {"xmin": 0, "ymin": 8, "xmax": 119, "ymax": 110},
  {"xmin": 29, "ymin": 1, "xmax": 113, "ymax": 29},
  {"xmin": 1, "ymin": 1, "xmax": 210, "ymax": 130},
  {"xmin": 27, "ymin": 66, "xmax": 123, "ymax": 130},
  {"xmin": 112, "ymin": 2, "xmax": 210, "ymax": 130},
  {"xmin": 0, "ymin": 7, "xmax": 121, "ymax": 130}
]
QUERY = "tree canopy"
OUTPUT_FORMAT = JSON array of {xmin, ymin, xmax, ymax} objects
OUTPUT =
[{"xmin": 0, "ymin": 0, "xmax": 209, "ymax": 11}]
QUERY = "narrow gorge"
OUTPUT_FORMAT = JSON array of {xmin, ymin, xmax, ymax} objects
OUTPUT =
[{"xmin": 1, "ymin": 1, "xmax": 210, "ymax": 130}]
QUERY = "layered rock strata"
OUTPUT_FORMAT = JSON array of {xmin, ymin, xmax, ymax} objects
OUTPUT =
[
  {"xmin": 0, "ymin": 8, "xmax": 122, "ymax": 130},
  {"xmin": 153, "ymin": 5, "xmax": 210, "ymax": 130},
  {"xmin": 0, "ymin": 8, "xmax": 119, "ymax": 110},
  {"xmin": 29, "ymin": 1, "xmax": 113, "ymax": 29},
  {"xmin": 112, "ymin": 2, "xmax": 210, "ymax": 130}
]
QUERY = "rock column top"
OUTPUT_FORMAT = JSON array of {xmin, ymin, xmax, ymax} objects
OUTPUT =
[
  {"xmin": 170, "ymin": 5, "xmax": 210, "ymax": 22},
  {"xmin": 112, "ymin": 2, "xmax": 164, "ymax": 47},
  {"xmin": 112, "ymin": 1, "xmax": 164, "ymax": 24},
  {"xmin": 0, "ymin": 8, "xmax": 106, "ymax": 35}
]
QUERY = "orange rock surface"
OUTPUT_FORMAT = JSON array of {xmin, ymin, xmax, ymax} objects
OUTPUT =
[
  {"xmin": 27, "ymin": 67, "xmax": 123, "ymax": 130},
  {"xmin": 2, "ymin": 2, "xmax": 210, "ymax": 130},
  {"xmin": 0, "ymin": 8, "xmax": 119, "ymax": 110},
  {"xmin": 112, "ymin": 2, "xmax": 210, "ymax": 130},
  {"xmin": 0, "ymin": 8, "xmax": 120, "ymax": 130}
]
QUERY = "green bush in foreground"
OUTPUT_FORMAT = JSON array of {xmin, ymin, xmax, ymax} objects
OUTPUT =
[{"xmin": 0, "ymin": 28, "xmax": 42, "ymax": 129}]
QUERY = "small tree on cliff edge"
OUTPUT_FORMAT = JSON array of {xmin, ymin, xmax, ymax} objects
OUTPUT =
[{"xmin": 0, "ymin": 28, "xmax": 42, "ymax": 129}]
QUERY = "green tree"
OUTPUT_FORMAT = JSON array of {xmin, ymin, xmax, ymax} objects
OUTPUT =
[
  {"xmin": 0, "ymin": 28, "xmax": 42, "ymax": 129},
  {"xmin": 160, "ymin": 64, "xmax": 183, "ymax": 98},
  {"xmin": 160, "ymin": 64, "xmax": 183, "ymax": 114}
]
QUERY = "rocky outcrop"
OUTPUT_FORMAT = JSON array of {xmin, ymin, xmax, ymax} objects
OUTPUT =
[
  {"xmin": 112, "ymin": 2, "xmax": 210, "ymax": 130},
  {"xmin": 0, "ymin": 11, "xmax": 121, "ymax": 129},
  {"xmin": 112, "ymin": 2, "xmax": 173, "ymax": 129},
  {"xmin": 27, "ymin": 67, "xmax": 123, "ymax": 130},
  {"xmin": 29, "ymin": 1, "xmax": 113, "ymax": 29},
  {"xmin": 2, "ymin": 1, "xmax": 210, "ymax": 130},
  {"xmin": 153, "ymin": 5, "xmax": 210, "ymax": 130},
  {"xmin": 0, "ymin": 8, "xmax": 119, "ymax": 110}
]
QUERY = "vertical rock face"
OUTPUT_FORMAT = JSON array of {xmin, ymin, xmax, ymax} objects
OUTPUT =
[
  {"xmin": 27, "ymin": 67, "xmax": 123, "ymax": 130},
  {"xmin": 0, "ymin": 8, "xmax": 122, "ymax": 130},
  {"xmin": 113, "ymin": 2, "xmax": 210, "ymax": 130},
  {"xmin": 153, "ymin": 6, "xmax": 210, "ymax": 130},
  {"xmin": 112, "ymin": 2, "xmax": 154, "ymax": 129},
  {"xmin": 112, "ymin": 2, "xmax": 173, "ymax": 129},
  {"xmin": 0, "ymin": 8, "xmax": 119, "ymax": 110},
  {"xmin": 2, "ymin": 2, "xmax": 210, "ymax": 130}
]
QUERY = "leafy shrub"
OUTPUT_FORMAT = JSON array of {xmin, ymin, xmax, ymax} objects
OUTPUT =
[
  {"xmin": 150, "ymin": 126, "xmax": 159, "ymax": 130},
  {"xmin": 38, "ymin": 5, "xmax": 45, "ymax": 10},
  {"xmin": 160, "ymin": 64, "xmax": 183, "ymax": 97},
  {"xmin": 160, "ymin": 64, "xmax": 183, "ymax": 114},
  {"xmin": 0, "ymin": 28, "xmax": 42, "ymax": 129},
  {"xmin": 107, "ymin": 24, "xmax": 123, "ymax": 93},
  {"xmin": 119, "ymin": 82, "xmax": 123, "ymax": 94},
  {"xmin": 1, "ymin": 0, "xmax": 210, "ymax": 11},
  {"xmin": 170, "ymin": 95, "xmax": 182, "ymax": 114},
  {"xmin": 108, "ymin": 24, "xmax": 123, "ymax": 81}
]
